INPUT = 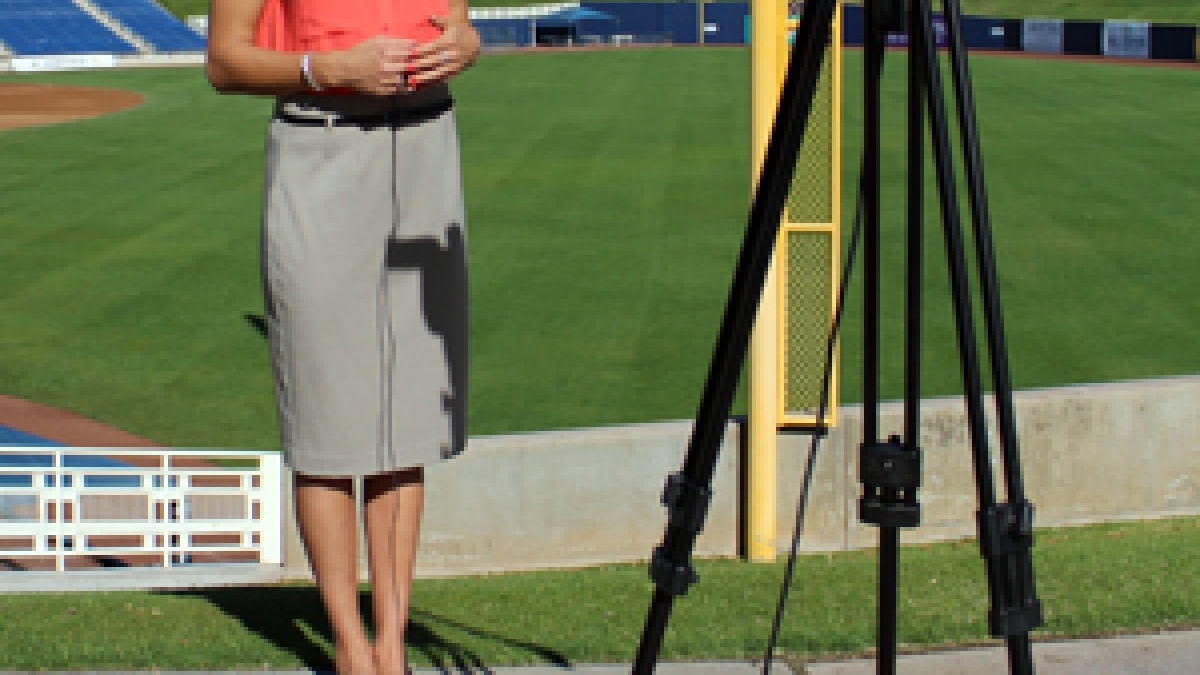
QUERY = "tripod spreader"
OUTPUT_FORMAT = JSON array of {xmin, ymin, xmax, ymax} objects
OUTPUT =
[
  {"xmin": 979, "ymin": 501, "xmax": 1044, "ymax": 637},
  {"xmin": 648, "ymin": 473, "xmax": 712, "ymax": 597},
  {"xmin": 859, "ymin": 435, "xmax": 922, "ymax": 530}
]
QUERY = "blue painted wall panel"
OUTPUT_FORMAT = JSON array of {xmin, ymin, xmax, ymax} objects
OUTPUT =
[
  {"xmin": 961, "ymin": 16, "xmax": 1008, "ymax": 50},
  {"xmin": 586, "ymin": 2, "xmax": 668, "ymax": 37},
  {"xmin": 703, "ymin": 2, "xmax": 749, "ymax": 44},
  {"xmin": 583, "ymin": 3, "xmax": 699, "ymax": 43},
  {"xmin": 843, "ymin": 3, "xmax": 864, "ymax": 46},
  {"xmin": 663, "ymin": 3, "xmax": 699, "ymax": 44},
  {"xmin": 478, "ymin": 3, "xmax": 1181, "ymax": 57},
  {"xmin": 474, "ymin": 18, "xmax": 531, "ymax": 47},
  {"xmin": 842, "ymin": 5, "xmax": 1003, "ymax": 50}
]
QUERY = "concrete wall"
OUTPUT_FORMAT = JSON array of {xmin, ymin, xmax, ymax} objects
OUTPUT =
[
  {"xmin": 776, "ymin": 375, "xmax": 1200, "ymax": 554},
  {"xmin": 280, "ymin": 420, "xmax": 741, "ymax": 580},
  {"xmin": 279, "ymin": 375, "xmax": 1200, "ymax": 580}
]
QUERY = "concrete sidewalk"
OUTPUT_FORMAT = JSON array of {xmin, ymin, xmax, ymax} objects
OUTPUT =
[
  {"xmin": 801, "ymin": 630, "xmax": 1200, "ymax": 674},
  {"xmin": 8, "ymin": 630, "xmax": 1200, "ymax": 674}
]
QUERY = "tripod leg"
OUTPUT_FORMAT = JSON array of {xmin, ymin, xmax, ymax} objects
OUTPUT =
[
  {"xmin": 895, "ymin": 3, "xmax": 927, "ymax": 669},
  {"xmin": 861, "ymin": 3, "xmax": 893, "ymax": 673},
  {"xmin": 631, "ymin": 1, "xmax": 839, "ymax": 673},
  {"xmin": 906, "ymin": 0, "xmax": 926, "ymax": 452},
  {"xmin": 942, "ymin": 2, "xmax": 1043, "ymax": 671},
  {"xmin": 858, "ymin": 3, "xmax": 922, "ymax": 673},
  {"xmin": 941, "ymin": 0, "xmax": 1028, "ymax": 505},
  {"xmin": 908, "ymin": 4, "xmax": 1042, "ymax": 674}
]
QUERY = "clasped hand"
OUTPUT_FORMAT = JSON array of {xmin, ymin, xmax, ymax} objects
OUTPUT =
[{"xmin": 340, "ymin": 15, "xmax": 481, "ymax": 95}]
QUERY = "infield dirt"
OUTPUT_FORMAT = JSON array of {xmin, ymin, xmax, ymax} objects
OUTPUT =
[{"xmin": 0, "ymin": 83, "xmax": 143, "ymax": 131}]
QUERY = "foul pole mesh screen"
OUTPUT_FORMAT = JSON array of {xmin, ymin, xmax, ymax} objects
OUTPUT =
[{"xmin": 779, "ymin": 3, "xmax": 840, "ymax": 426}]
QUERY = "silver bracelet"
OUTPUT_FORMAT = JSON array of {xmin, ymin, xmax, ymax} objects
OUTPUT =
[{"xmin": 301, "ymin": 53, "xmax": 324, "ymax": 92}]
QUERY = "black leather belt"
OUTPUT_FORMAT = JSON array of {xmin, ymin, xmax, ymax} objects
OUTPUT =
[{"xmin": 274, "ymin": 97, "xmax": 453, "ymax": 129}]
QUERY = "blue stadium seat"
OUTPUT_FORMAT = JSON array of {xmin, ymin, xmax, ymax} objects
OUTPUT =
[
  {"xmin": 0, "ymin": 0, "xmax": 138, "ymax": 55},
  {"xmin": 89, "ymin": 0, "xmax": 206, "ymax": 52}
]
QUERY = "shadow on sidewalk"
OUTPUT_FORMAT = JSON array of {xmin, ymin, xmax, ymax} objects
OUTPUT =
[{"xmin": 161, "ymin": 585, "xmax": 570, "ymax": 672}]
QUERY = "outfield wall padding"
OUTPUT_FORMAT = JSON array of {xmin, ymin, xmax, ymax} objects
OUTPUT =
[
  {"xmin": 702, "ymin": 1, "xmax": 749, "ymax": 45},
  {"xmin": 1063, "ymin": 20, "xmax": 1104, "ymax": 57},
  {"xmin": 1002, "ymin": 18, "xmax": 1023, "ymax": 52},
  {"xmin": 475, "ymin": 18, "xmax": 531, "ymax": 48},
  {"xmin": 1022, "ymin": 18, "xmax": 1065, "ymax": 54},
  {"xmin": 580, "ymin": 2, "xmax": 699, "ymax": 44},
  {"xmin": 478, "ymin": 4, "xmax": 1196, "ymax": 62},
  {"xmin": 841, "ymin": 6, "xmax": 1006, "ymax": 50},
  {"xmin": 1150, "ymin": 24, "xmax": 1198, "ymax": 62}
]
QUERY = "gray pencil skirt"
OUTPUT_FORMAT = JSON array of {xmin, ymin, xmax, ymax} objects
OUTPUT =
[{"xmin": 260, "ymin": 87, "xmax": 468, "ymax": 478}]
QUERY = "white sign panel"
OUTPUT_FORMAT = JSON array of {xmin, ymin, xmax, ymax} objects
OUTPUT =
[
  {"xmin": 10, "ymin": 54, "xmax": 116, "ymax": 72},
  {"xmin": 1104, "ymin": 21, "xmax": 1150, "ymax": 59},
  {"xmin": 1022, "ymin": 18, "xmax": 1064, "ymax": 54}
]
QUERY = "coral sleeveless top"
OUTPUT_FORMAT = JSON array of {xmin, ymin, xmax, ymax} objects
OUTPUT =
[{"xmin": 254, "ymin": 0, "xmax": 449, "ymax": 53}]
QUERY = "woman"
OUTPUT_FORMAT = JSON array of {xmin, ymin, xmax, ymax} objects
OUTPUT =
[{"xmin": 206, "ymin": 1, "xmax": 480, "ymax": 673}]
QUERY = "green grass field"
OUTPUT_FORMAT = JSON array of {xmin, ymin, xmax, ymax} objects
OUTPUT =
[
  {"xmin": 162, "ymin": 1, "xmax": 1200, "ymax": 24},
  {"xmin": 0, "ymin": 517, "xmax": 1196, "ymax": 670},
  {"xmin": 1, "ymin": 48, "xmax": 1198, "ymax": 447}
]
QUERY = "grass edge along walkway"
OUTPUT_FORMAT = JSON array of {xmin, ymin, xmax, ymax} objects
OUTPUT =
[{"xmin": 0, "ymin": 516, "xmax": 1195, "ymax": 670}]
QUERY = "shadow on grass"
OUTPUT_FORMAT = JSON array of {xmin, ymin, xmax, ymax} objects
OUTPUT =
[
  {"xmin": 405, "ymin": 606, "xmax": 571, "ymax": 673},
  {"xmin": 163, "ymin": 585, "xmax": 570, "ymax": 673},
  {"xmin": 164, "ymin": 585, "xmax": 334, "ymax": 670}
]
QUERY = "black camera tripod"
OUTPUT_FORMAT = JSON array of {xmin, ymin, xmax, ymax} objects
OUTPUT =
[{"xmin": 632, "ymin": 1, "xmax": 1043, "ymax": 674}]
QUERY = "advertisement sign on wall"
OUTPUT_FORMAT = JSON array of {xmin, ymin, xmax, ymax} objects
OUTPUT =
[
  {"xmin": 1104, "ymin": 21, "xmax": 1151, "ymax": 59},
  {"xmin": 1022, "ymin": 18, "xmax": 1064, "ymax": 54},
  {"xmin": 10, "ymin": 54, "xmax": 116, "ymax": 72}
]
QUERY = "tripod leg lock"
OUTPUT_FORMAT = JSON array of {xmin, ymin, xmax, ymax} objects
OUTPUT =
[
  {"xmin": 978, "ymin": 501, "xmax": 1033, "ymax": 558},
  {"xmin": 649, "ymin": 545, "xmax": 698, "ymax": 597},
  {"xmin": 989, "ymin": 602, "xmax": 1044, "ymax": 639},
  {"xmin": 661, "ymin": 472, "xmax": 712, "ymax": 539},
  {"xmin": 646, "ymin": 473, "xmax": 712, "ymax": 598},
  {"xmin": 978, "ymin": 502, "xmax": 1045, "ymax": 637},
  {"xmin": 858, "ymin": 435, "xmax": 922, "ymax": 529}
]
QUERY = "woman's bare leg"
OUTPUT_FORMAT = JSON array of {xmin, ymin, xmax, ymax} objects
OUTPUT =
[
  {"xmin": 294, "ymin": 474, "xmax": 376, "ymax": 675},
  {"xmin": 364, "ymin": 467, "xmax": 425, "ymax": 675}
]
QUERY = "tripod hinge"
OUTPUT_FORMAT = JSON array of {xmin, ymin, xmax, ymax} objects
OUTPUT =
[
  {"xmin": 661, "ymin": 472, "xmax": 712, "ymax": 538},
  {"xmin": 858, "ymin": 436, "xmax": 922, "ymax": 529},
  {"xmin": 649, "ymin": 545, "xmax": 698, "ymax": 597}
]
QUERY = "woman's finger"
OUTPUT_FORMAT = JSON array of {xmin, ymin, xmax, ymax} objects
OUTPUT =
[
  {"xmin": 407, "ymin": 61, "xmax": 456, "ymax": 86},
  {"xmin": 409, "ymin": 34, "xmax": 454, "ymax": 60},
  {"xmin": 407, "ymin": 46, "xmax": 457, "ymax": 73}
]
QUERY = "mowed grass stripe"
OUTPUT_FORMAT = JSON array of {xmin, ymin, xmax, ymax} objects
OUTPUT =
[
  {"xmin": 459, "ymin": 50, "xmax": 748, "ymax": 431},
  {"xmin": 835, "ymin": 53, "xmax": 1200, "ymax": 399},
  {"xmin": 0, "ymin": 50, "xmax": 1197, "ymax": 447},
  {"xmin": 0, "ymin": 68, "xmax": 276, "ymax": 443}
]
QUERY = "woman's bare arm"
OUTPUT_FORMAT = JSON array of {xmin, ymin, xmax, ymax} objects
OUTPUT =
[{"xmin": 205, "ymin": 0, "xmax": 412, "ymax": 96}]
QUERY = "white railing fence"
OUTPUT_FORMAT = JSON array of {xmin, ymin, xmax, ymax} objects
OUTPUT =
[{"xmin": 0, "ymin": 448, "xmax": 281, "ymax": 573}]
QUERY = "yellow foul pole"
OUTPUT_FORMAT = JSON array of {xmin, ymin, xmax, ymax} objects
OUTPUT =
[{"xmin": 747, "ymin": 0, "xmax": 786, "ymax": 564}]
